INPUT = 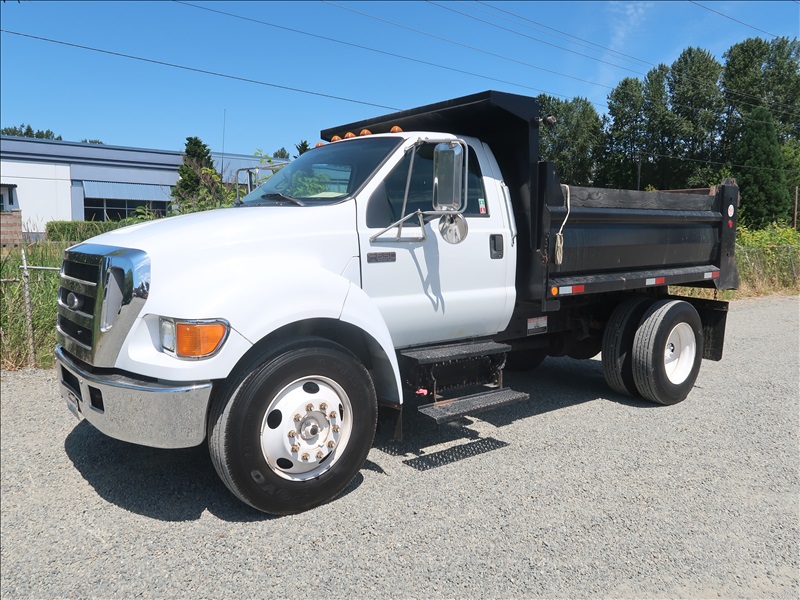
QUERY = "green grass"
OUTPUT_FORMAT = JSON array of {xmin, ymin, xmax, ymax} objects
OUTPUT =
[
  {"xmin": 1, "ymin": 242, "xmax": 65, "ymax": 370},
  {"xmin": 1, "ymin": 226, "xmax": 798, "ymax": 370}
]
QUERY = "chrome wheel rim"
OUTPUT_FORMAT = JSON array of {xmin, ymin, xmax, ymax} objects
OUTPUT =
[{"xmin": 260, "ymin": 376, "xmax": 353, "ymax": 481}]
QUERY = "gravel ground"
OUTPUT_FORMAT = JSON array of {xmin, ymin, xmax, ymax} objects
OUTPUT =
[{"xmin": 1, "ymin": 295, "xmax": 798, "ymax": 599}]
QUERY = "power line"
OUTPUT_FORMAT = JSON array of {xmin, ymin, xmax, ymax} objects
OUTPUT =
[
  {"xmin": 324, "ymin": 1, "xmax": 798, "ymax": 124},
  {"xmin": 322, "ymin": 0, "xmax": 616, "ymax": 91},
  {"xmin": 477, "ymin": 0, "xmax": 800, "ymax": 117},
  {"xmin": 173, "ymin": 1, "xmax": 556, "ymax": 98},
  {"xmin": 473, "ymin": 0, "xmax": 652, "ymax": 68},
  {"xmin": 427, "ymin": 0, "xmax": 647, "ymax": 76},
  {"xmin": 0, "ymin": 29, "xmax": 402, "ymax": 111},
  {"xmin": 688, "ymin": 1, "xmax": 780, "ymax": 38}
]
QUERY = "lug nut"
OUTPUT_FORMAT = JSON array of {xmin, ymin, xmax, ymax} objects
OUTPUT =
[
  {"xmin": 332, "ymin": 425, "xmax": 340, "ymax": 433},
  {"xmin": 316, "ymin": 451, "xmax": 324, "ymax": 459},
  {"xmin": 319, "ymin": 402, "xmax": 328, "ymax": 411},
  {"xmin": 329, "ymin": 411, "xmax": 337, "ymax": 419},
  {"xmin": 290, "ymin": 444, "xmax": 300, "ymax": 453},
  {"xmin": 327, "ymin": 440, "xmax": 335, "ymax": 449},
  {"xmin": 301, "ymin": 452, "xmax": 310, "ymax": 461},
  {"xmin": 288, "ymin": 430, "xmax": 296, "ymax": 438},
  {"xmin": 306, "ymin": 403, "xmax": 314, "ymax": 412},
  {"xmin": 294, "ymin": 413, "xmax": 302, "ymax": 422}
]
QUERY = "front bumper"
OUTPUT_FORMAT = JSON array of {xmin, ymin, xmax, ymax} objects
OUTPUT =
[{"xmin": 56, "ymin": 345, "xmax": 212, "ymax": 449}]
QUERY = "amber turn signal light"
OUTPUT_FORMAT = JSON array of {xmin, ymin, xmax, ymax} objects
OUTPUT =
[{"xmin": 175, "ymin": 321, "xmax": 228, "ymax": 358}]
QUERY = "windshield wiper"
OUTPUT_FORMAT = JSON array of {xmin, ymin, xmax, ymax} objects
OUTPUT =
[{"xmin": 258, "ymin": 192, "xmax": 305, "ymax": 206}]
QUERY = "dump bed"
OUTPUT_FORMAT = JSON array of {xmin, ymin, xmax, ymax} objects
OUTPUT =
[{"xmin": 322, "ymin": 90, "xmax": 738, "ymax": 306}]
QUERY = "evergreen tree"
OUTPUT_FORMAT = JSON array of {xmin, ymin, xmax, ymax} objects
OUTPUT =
[
  {"xmin": 272, "ymin": 147, "xmax": 290, "ymax": 160},
  {"xmin": 294, "ymin": 140, "xmax": 311, "ymax": 158},
  {"xmin": 174, "ymin": 136, "xmax": 215, "ymax": 200},
  {"xmin": 734, "ymin": 107, "xmax": 791, "ymax": 228},
  {"xmin": 1, "ymin": 123, "xmax": 62, "ymax": 140},
  {"xmin": 170, "ymin": 136, "xmax": 233, "ymax": 214}
]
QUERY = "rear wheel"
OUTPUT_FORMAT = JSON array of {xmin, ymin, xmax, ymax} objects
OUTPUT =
[
  {"xmin": 602, "ymin": 296, "xmax": 654, "ymax": 397},
  {"xmin": 632, "ymin": 300, "xmax": 703, "ymax": 405},
  {"xmin": 208, "ymin": 338, "xmax": 377, "ymax": 514}
]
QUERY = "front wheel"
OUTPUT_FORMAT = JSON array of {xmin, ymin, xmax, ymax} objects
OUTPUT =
[
  {"xmin": 208, "ymin": 339, "xmax": 377, "ymax": 514},
  {"xmin": 632, "ymin": 300, "xmax": 703, "ymax": 405}
]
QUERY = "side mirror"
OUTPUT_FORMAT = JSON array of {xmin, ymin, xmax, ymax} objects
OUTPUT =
[{"xmin": 432, "ymin": 142, "xmax": 465, "ymax": 211}]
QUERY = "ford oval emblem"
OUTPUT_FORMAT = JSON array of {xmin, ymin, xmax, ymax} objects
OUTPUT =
[{"xmin": 66, "ymin": 292, "xmax": 83, "ymax": 310}]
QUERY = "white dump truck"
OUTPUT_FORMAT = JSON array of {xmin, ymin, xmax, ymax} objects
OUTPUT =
[{"xmin": 56, "ymin": 91, "xmax": 738, "ymax": 513}]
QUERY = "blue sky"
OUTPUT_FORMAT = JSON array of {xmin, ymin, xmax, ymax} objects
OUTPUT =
[{"xmin": 1, "ymin": 1, "xmax": 797, "ymax": 158}]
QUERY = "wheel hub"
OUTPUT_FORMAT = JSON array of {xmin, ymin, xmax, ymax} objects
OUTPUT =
[{"xmin": 260, "ymin": 376, "xmax": 351, "ymax": 481}]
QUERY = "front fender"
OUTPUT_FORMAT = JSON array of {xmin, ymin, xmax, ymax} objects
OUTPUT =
[
  {"xmin": 340, "ymin": 282, "xmax": 402, "ymax": 405},
  {"xmin": 114, "ymin": 264, "xmax": 403, "ymax": 405}
]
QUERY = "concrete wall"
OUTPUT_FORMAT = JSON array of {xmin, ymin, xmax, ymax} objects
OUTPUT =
[{"xmin": 0, "ymin": 160, "xmax": 72, "ymax": 233}]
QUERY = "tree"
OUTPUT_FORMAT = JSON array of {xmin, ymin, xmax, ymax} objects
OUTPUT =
[
  {"xmin": 641, "ymin": 64, "xmax": 683, "ymax": 190},
  {"xmin": 722, "ymin": 37, "xmax": 800, "ymax": 147},
  {"xmin": 537, "ymin": 94, "xmax": 602, "ymax": 185},
  {"xmin": 80, "ymin": 139, "xmax": 105, "ymax": 144},
  {"xmin": 272, "ymin": 147, "xmax": 290, "ymax": 160},
  {"xmin": 668, "ymin": 47, "xmax": 725, "ymax": 186},
  {"xmin": 294, "ymin": 140, "xmax": 311, "ymax": 158},
  {"xmin": 596, "ymin": 77, "xmax": 645, "ymax": 189},
  {"xmin": 171, "ymin": 136, "xmax": 234, "ymax": 214},
  {"xmin": 734, "ymin": 107, "xmax": 791, "ymax": 228},
  {"xmin": 1, "ymin": 123, "xmax": 62, "ymax": 140}
]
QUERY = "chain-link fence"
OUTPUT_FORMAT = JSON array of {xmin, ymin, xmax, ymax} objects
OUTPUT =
[{"xmin": 735, "ymin": 243, "xmax": 799, "ymax": 292}]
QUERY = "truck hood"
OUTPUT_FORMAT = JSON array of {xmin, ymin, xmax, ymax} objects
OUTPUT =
[
  {"xmin": 88, "ymin": 202, "xmax": 358, "ymax": 263},
  {"xmin": 85, "ymin": 202, "xmax": 360, "ymax": 291}
]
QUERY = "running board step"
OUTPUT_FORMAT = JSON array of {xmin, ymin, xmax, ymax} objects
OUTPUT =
[
  {"xmin": 418, "ymin": 388, "xmax": 529, "ymax": 424},
  {"xmin": 401, "ymin": 341, "xmax": 511, "ymax": 365}
]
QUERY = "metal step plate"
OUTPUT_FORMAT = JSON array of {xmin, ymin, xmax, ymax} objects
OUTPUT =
[
  {"xmin": 401, "ymin": 341, "xmax": 511, "ymax": 365},
  {"xmin": 418, "ymin": 388, "xmax": 529, "ymax": 424}
]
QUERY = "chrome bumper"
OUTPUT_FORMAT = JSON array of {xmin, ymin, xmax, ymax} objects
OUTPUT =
[{"xmin": 56, "ymin": 345, "xmax": 212, "ymax": 449}]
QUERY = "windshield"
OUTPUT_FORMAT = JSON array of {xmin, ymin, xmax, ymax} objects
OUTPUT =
[{"xmin": 240, "ymin": 137, "xmax": 402, "ymax": 205}]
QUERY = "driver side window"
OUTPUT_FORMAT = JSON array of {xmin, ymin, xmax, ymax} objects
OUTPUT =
[{"xmin": 366, "ymin": 143, "xmax": 486, "ymax": 228}]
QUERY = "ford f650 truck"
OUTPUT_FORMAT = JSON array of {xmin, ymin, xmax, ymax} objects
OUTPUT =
[{"xmin": 56, "ymin": 91, "xmax": 738, "ymax": 514}]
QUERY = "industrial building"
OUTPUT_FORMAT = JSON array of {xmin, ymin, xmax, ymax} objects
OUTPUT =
[{"xmin": 0, "ymin": 136, "xmax": 275, "ymax": 239}]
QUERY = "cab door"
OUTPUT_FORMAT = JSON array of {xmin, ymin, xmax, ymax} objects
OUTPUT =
[{"xmin": 358, "ymin": 138, "xmax": 514, "ymax": 348}]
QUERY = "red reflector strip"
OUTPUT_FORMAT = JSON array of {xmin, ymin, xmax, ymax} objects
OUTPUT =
[
  {"xmin": 558, "ymin": 284, "xmax": 585, "ymax": 295},
  {"xmin": 646, "ymin": 277, "xmax": 666, "ymax": 286},
  {"xmin": 704, "ymin": 271, "xmax": 720, "ymax": 279}
]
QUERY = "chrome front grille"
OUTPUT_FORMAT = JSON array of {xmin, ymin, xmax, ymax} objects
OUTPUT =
[{"xmin": 57, "ymin": 243, "xmax": 150, "ymax": 367}]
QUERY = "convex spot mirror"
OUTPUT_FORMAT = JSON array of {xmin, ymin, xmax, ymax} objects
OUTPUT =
[
  {"xmin": 432, "ymin": 142, "xmax": 466, "ymax": 211},
  {"xmin": 439, "ymin": 213, "xmax": 468, "ymax": 244}
]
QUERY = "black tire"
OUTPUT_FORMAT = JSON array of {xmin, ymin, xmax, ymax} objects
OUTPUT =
[
  {"xmin": 632, "ymin": 299, "xmax": 703, "ymax": 405},
  {"xmin": 602, "ymin": 296, "xmax": 654, "ymax": 397},
  {"xmin": 505, "ymin": 348, "xmax": 547, "ymax": 372},
  {"xmin": 208, "ymin": 338, "xmax": 377, "ymax": 514}
]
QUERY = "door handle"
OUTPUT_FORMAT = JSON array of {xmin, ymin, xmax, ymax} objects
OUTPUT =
[{"xmin": 490, "ymin": 234, "xmax": 504, "ymax": 259}]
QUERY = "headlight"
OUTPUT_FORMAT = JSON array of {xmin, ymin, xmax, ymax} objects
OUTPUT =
[{"xmin": 159, "ymin": 317, "xmax": 229, "ymax": 359}]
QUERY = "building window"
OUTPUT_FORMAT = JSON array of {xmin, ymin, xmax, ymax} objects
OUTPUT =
[{"xmin": 84, "ymin": 198, "xmax": 168, "ymax": 221}]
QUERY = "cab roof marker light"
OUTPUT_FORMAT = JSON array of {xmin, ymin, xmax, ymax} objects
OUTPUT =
[
  {"xmin": 344, "ymin": 132, "xmax": 356, "ymax": 139},
  {"xmin": 359, "ymin": 129, "xmax": 372, "ymax": 136},
  {"xmin": 315, "ymin": 142, "xmax": 325, "ymax": 148},
  {"xmin": 331, "ymin": 135, "xmax": 342, "ymax": 142},
  {"xmin": 390, "ymin": 125, "xmax": 403, "ymax": 133}
]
